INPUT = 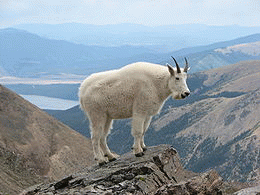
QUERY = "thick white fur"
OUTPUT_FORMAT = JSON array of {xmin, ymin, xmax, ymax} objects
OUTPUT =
[{"xmin": 79, "ymin": 62, "xmax": 190, "ymax": 164}]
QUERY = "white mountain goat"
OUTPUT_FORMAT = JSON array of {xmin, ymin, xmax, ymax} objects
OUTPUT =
[{"xmin": 79, "ymin": 57, "xmax": 190, "ymax": 165}]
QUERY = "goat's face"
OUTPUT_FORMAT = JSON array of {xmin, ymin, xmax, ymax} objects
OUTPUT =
[{"xmin": 167, "ymin": 57, "xmax": 190, "ymax": 100}]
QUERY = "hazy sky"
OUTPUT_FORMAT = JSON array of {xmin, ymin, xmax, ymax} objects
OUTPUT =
[{"xmin": 1, "ymin": 0, "xmax": 260, "ymax": 27}]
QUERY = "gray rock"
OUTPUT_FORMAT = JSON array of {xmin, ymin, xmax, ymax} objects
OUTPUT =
[
  {"xmin": 155, "ymin": 169, "xmax": 223, "ymax": 195},
  {"xmin": 23, "ymin": 145, "xmax": 226, "ymax": 195},
  {"xmin": 234, "ymin": 185, "xmax": 260, "ymax": 195}
]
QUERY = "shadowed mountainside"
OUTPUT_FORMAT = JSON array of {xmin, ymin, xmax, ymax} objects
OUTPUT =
[{"xmin": 0, "ymin": 85, "xmax": 95, "ymax": 194}]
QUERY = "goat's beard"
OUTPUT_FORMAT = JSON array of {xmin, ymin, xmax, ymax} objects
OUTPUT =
[
  {"xmin": 172, "ymin": 93, "xmax": 182, "ymax": 100},
  {"xmin": 174, "ymin": 96, "xmax": 182, "ymax": 100}
]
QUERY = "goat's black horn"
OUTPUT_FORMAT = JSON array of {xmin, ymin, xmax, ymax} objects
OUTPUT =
[
  {"xmin": 184, "ymin": 57, "xmax": 189, "ymax": 72},
  {"xmin": 171, "ymin": 56, "xmax": 181, "ymax": 73}
]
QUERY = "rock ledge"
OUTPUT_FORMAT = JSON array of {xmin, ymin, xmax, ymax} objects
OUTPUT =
[{"xmin": 22, "ymin": 145, "xmax": 224, "ymax": 195}]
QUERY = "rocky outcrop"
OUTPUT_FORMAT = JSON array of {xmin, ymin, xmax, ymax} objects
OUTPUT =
[
  {"xmin": 234, "ymin": 185, "xmax": 260, "ymax": 195},
  {"xmin": 23, "ymin": 145, "xmax": 225, "ymax": 195},
  {"xmin": 155, "ymin": 169, "xmax": 223, "ymax": 195}
]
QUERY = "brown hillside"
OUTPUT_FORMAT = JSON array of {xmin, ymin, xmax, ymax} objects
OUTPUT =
[
  {"xmin": 215, "ymin": 41, "xmax": 260, "ymax": 56},
  {"xmin": 0, "ymin": 85, "xmax": 94, "ymax": 194},
  {"xmin": 204, "ymin": 60, "xmax": 260, "ymax": 93}
]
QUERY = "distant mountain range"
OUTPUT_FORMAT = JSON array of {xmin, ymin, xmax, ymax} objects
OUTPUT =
[
  {"xmin": 0, "ymin": 28, "xmax": 153, "ymax": 77},
  {"xmin": 45, "ymin": 60, "xmax": 260, "ymax": 183},
  {"xmin": 11, "ymin": 23, "xmax": 260, "ymax": 50},
  {"xmin": 4, "ymin": 33, "xmax": 260, "ymax": 101},
  {"xmin": 1, "ymin": 27, "xmax": 260, "ymax": 78}
]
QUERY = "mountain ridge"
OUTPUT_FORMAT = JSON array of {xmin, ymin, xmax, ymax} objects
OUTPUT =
[{"xmin": 11, "ymin": 23, "xmax": 260, "ymax": 49}]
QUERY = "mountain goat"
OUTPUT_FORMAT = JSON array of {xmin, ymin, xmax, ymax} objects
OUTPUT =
[{"xmin": 79, "ymin": 57, "xmax": 190, "ymax": 165}]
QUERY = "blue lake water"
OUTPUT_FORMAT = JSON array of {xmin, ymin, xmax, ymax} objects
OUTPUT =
[{"xmin": 21, "ymin": 95, "xmax": 79, "ymax": 110}]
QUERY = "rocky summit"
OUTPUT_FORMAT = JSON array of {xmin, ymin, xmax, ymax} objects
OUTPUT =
[{"xmin": 22, "ymin": 145, "xmax": 227, "ymax": 195}]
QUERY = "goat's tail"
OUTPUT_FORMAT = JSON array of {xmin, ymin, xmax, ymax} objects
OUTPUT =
[
  {"xmin": 78, "ymin": 84, "xmax": 85, "ymax": 111},
  {"xmin": 79, "ymin": 98, "xmax": 85, "ymax": 111}
]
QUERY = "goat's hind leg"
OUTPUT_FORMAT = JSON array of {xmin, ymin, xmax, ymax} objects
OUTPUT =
[
  {"xmin": 100, "ymin": 118, "xmax": 119, "ymax": 162},
  {"xmin": 131, "ymin": 114, "xmax": 146, "ymax": 157},
  {"xmin": 89, "ymin": 113, "xmax": 108, "ymax": 165},
  {"xmin": 141, "ymin": 116, "xmax": 152, "ymax": 152}
]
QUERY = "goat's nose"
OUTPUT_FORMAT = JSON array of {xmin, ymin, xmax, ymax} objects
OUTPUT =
[{"xmin": 185, "ymin": 92, "xmax": 190, "ymax": 96}]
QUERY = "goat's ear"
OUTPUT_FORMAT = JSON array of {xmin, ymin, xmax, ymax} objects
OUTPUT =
[{"xmin": 167, "ymin": 63, "xmax": 174, "ymax": 76}]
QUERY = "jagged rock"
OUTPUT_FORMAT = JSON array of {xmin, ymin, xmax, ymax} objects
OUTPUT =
[
  {"xmin": 234, "ymin": 185, "xmax": 260, "ymax": 195},
  {"xmin": 23, "ymin": 145, "xmax": 225, "ymax": 195},
  {"xmin": 155, "ymin": 169, "xmax": 223, "ymax": 195}
]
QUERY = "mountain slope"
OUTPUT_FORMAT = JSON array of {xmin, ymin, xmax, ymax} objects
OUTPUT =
[
  {"xmin": 215, "ymin": 41, "xmax": 260, "ymax": 56},
  {"xmin": 172, "ymin": 33, "xmax": 260, "ymax": 57},
  {"xmin": 0, "ymin": 85, "xmax": 94, "ymax": 194},
  {"xmin": 46, "ymin": 60, "xmax": 260, "ymax": 183},
  {"xmin": 165, "ymin": 39, "xmax": 260, "ymax": 72},
  {"xmin": 0, "ymin": 146, "xmax": 42, "ymax": 195}
]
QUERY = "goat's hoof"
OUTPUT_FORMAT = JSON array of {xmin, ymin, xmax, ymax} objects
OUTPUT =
[
  {"xmin": 135, "ymin": 152, "xmax": 144, "ymax": 157},
  {"xmin": 109, "ymin": 158, "xmax": 117, "ymax": 162},
  {"xmin": 142, "ymin": 147, "xmax": 147, "ymax": 151},
  {"xmin": 98, "ymin": 161, "xmax": 107, "ymax": 166}
]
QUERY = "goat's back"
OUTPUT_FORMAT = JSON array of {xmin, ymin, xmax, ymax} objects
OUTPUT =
[
  {"xmin": 79, "ymin": 62, "xmax": 166, "ymax": 93},
  {"xmin": 79, "ymin": 62, "xmax": 168, "ymax": 117}
]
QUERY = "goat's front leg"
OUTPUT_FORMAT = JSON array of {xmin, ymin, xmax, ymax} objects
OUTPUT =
[{"xmin": 131, "ymin": 114, "xmax": 146, "ymax": 157}]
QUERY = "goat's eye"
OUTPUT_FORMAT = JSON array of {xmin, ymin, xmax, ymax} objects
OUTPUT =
[{"xmin": 176, "ymin": 77, "xmax": 180, "ymax": 80}]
